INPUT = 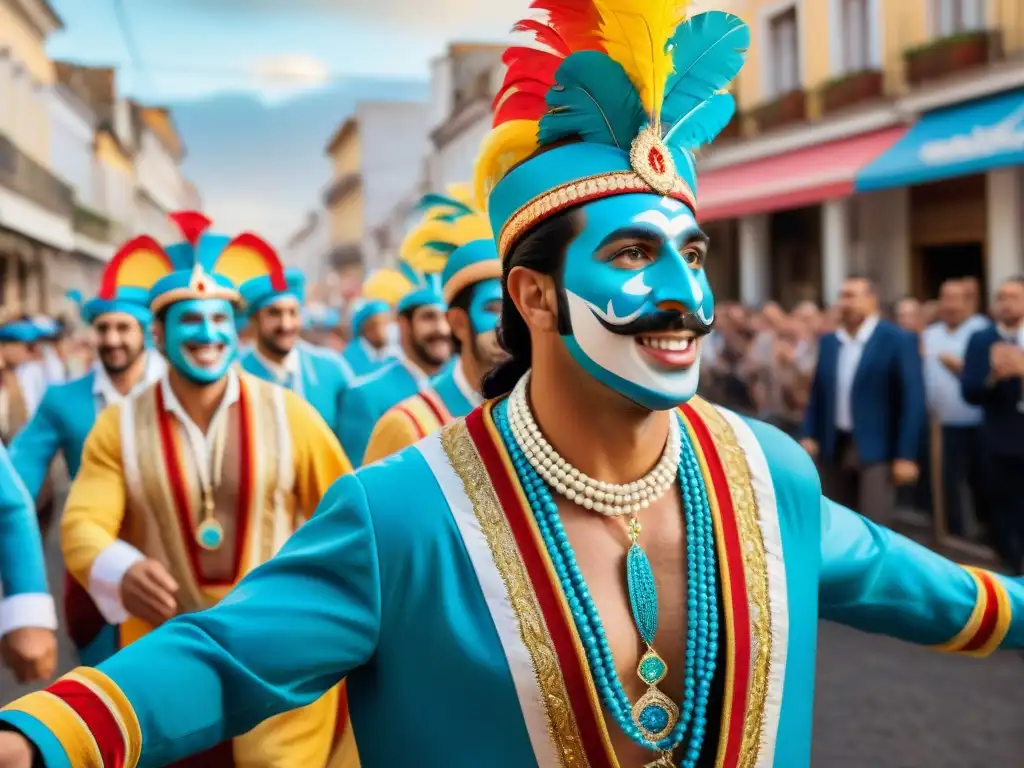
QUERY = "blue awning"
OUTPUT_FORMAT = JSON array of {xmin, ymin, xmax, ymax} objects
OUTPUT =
[{"xmin": 855, "ymin": 88, "xmax": 1024, "ymax": 192}]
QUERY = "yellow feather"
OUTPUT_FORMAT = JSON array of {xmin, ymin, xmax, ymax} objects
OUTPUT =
[
  {"xmin": 399, "ymin": 212, "xmax": 492, "ymax": 273},
  {"xmin": 593, "ymin": 0, "xmax": 692, "ymax": 116},
  {"xmin": 472, "ymin": 120, "xmax": 541, "ymax": 213},
  {"xmin": 360, "ymin": 268, "xmax": 414, "ymax": 307}
]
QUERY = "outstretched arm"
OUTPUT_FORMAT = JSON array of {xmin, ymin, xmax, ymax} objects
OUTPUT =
[
  {"xmin": 0, "ymin": 472, "xmax": 382, "ymax": 768},
  {"xmin": 819, "ymin": 497, "xmax": 1020, "ymax": 654}
]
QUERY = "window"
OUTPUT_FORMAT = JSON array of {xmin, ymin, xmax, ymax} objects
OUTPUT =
[
  {"xmin": 840, "ymin": 0, "xmax": 872, "ymax": 72},
  {"xmin": 767, "ymin": 7, "xmax": 800, "ymax": 98},
  {"xmin": 931, "ymin": 0, "xmax": 986, "ymax": 37}
]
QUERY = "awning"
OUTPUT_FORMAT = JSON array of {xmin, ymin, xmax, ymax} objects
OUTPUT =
[
  {"xmin": 856, "ymin": 88, "xmax": 1024, "ymax": 192},
  {"xmin": 696, "ymin": 126, "xmax": 907, "ymax": 222}
]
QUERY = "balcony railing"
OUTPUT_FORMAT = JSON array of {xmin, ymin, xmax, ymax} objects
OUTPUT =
[
  {"xmin": 819, "ymin": 69, "xmax": 885, "ymax": 116},
  {"xmin": 0, "ymin": 133, "xmax": 74, "ymax": 219},
  {"xmin": 73, "ymin": 203, "xmax": 114, "ymax": 243},
  {"xmin": 904, "ymin": 29, "xmax": 1003, "ymax": 86},
  {"xmin": 328, "ymin": 242, "xmax": 362, "ymax": 269},
  {"xmin": 752, "ymin": 90, "xmax": 807, "ymax": 133}
]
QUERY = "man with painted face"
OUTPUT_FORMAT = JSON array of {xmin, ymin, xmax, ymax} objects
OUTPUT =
[
  {"xmin": 9, "ymin": 276, "xmax": 165, "ymax": 666},
  {"xmin": 336, "ymin": 262, "xmax": 452, "ymax": 465},
  {"xmin": 363, "ymin": 188, "xmax": 503, "ymax": 462},
  {"xmin": 35, "ymin": 211, "xmax": 356, "ymax": 767},
  {"xmin": 238, "ymin": 265, "xmax": 352, "ymax": 442},
  {"xmin": 4, "ymin": 7, "xmax": 1024, "ymax": 768},
  {"xmin": 341, "ymin": 299, "xmax": 395, "ymax": 377}
]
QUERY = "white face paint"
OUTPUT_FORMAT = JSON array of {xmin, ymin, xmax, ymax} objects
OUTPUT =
[{"xmin": 559, "ymin": 194, "xmax": 714, "ymax": 411}]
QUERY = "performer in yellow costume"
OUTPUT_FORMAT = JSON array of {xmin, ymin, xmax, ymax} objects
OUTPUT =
[
  {"xmin": 363, "ymin": 185, "xmax": 503, "ymax": 461},
  {"xmin": 58, "ymin": 211, "xmax": 357, "ymax": 768}
]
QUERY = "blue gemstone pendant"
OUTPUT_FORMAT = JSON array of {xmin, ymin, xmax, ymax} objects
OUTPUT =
[
  {"xmin": 626, "ymin": 543, "xmax": 659, "ymax": 645},
  {"xmin": 195, "ymin": 518, "xmax": 224, "ymax": 551},
  {"xmin": 632, "ymin": 687, "xmax": 679, "ymax": 741},
  {"xmin": 637, "ymin": 648, "xmax": 668, "ymax": 686}
]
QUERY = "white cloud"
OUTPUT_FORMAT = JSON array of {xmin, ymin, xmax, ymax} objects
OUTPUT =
[{"xmin": 251, "ymin": 54, "xmax": 331, "ymax": 100}]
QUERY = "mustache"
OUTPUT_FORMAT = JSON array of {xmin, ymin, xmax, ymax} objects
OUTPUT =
[{"xmin": 597, "ymin": 308, "xmax": 714, "ymax": 337}]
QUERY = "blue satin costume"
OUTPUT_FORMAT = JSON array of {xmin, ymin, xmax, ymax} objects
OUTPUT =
[
  {"xmin": 238, "ymin": 268, "xmax": 351, "ymax": 440},
  {"xmin": 0, "ymin": 441, "xmax": 55, "ymax": 640},
  {"xmin": 341, "ymin": 301, "xmax": 394, "ymax": 378}
]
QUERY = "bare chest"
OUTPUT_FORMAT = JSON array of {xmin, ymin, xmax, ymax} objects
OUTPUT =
[{"xmin": 558, "ymin": 491, "xmax": 692, "ymax": 767}]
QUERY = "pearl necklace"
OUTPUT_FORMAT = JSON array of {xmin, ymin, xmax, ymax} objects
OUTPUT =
[{"xmin": 507, "ymin": 373, "xmax": 681, "ymax": 517}]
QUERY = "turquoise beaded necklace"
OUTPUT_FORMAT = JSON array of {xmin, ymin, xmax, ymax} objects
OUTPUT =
[{"xmin": 499, "ymin": 389, "xmax": 720, "ymax": 767}]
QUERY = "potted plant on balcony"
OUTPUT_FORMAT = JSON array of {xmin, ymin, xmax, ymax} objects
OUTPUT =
[
  {"xmin": 755, "ymin": 90, "xmax": 806, "ymax": 132},
  {"xmin": 904, "ymin": 30, "xmax": 996, "ymax": 85},
  {"xmin": 820, "ymin": 69, "xmax": 885, "ymax": 114}
]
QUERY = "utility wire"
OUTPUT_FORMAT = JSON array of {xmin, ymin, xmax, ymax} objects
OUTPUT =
[{"xmin": 109, "ymin": 0, "xmax": 154, "ymax": 91}]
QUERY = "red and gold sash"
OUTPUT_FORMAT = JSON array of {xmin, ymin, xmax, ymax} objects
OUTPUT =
[{"xmin": 437, "ymin": 397, "xmax": 772, "ymax": 768}]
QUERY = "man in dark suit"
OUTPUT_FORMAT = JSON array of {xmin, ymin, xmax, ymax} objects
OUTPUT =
[
  {"xmin": 801, "ymin": 275, "xmax": 926, "ymax": 522},
  {"xmin": 962, "ymin": 275, "xmax": 1024, "ymax": 574}
]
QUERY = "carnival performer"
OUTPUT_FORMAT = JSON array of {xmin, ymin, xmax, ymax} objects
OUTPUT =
[
  {"xmin": 0, "ymin": 318, "xmax": 46, "ymax": 440},
  {"xmin": 3, "ymin": 5, "xmax": 1024, "ymax": 768},
  {"xmin": 9, "ymin": 279, "xmax": 165, "ymax": 666},
  {"xmin": 363, "ymin": 186, "xmax": 504, "ymax": 462},
  {"xmin": 341, "ymin": 300, "xmax": 394, "ymax": 377},
  {"xmin": 24, "ymin": 211, "xmax": 354, "ymax": 767},
  {"xmin": 238, "ymin": 266, "xmax": 351, "ymax": 441},
  {"xmin": 338, "ymin": 263, "xmax": 452, "ymax": 465},
  {"xmin": 0, "ymin": 440, "xmax": 56, "ymax": 685}
]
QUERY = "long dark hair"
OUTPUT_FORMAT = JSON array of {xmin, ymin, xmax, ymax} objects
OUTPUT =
[{"xmin": 482, "ymin": 209, "xmax": 580, "ymax": 399}]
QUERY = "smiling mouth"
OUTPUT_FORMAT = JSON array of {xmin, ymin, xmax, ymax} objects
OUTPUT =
[
  {"xmin": 184, "ymin": 343, "xmax": 226, "ymax": 368},
  {"xmin": 635, "ymin": 331, "xmax": 700, "ymax": 370}
]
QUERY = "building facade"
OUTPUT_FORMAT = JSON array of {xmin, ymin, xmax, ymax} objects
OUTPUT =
[
  {"xmin": 323, "ymin": 98, "xmax": 431, "ymax": 299},
  {"xmin": 0, "ymin": 0, "xmax": 72, "ymax": 315},
  {"xmin": 284, "ymin": 209, "xmax": 331, "ymax": 291},
  {"xmin": 131, "ymin": 103, "xmax": 187, "ymax": 242},
  {"xmin": 699, "ymin": 0, "xmax": 1024, "ymax": 307}
]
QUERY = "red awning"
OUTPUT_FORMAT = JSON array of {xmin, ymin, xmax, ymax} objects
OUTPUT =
[{"xmin": 696, "ymin": 126, "xmax": 908, "ymax": 222}]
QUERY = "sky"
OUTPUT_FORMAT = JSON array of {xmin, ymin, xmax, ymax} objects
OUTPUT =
[{"xmin": 44, "ymin": 0, "xmax": 527, "ymax": 246}]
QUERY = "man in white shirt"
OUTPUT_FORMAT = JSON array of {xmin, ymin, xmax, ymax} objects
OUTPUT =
[{"xmin": 922, "ymin": 279, "xmax": 991, "ymax": 539}]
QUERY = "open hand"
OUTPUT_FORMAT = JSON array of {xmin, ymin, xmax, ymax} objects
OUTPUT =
[
  {"xmin": 0, "ymin": 627, "xmax": 57, "ymax": 683},
  {"xmin": 121, "ymin": 559, "xmax": 179, "ymax": 627}
]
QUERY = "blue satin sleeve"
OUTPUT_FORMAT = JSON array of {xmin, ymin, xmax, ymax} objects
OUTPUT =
[
  {"xmin": 819, "ymin": 497, "xmax": 1023, "ymax": 652},
  {"xmin": 0, "ymin": 472, "xmax": 382, "ymax": 767},
  {"xmin": 8, "ymin": 388, "xmax": 62, "ymax": 499},
  {"xmin": 338, "ymin": 381, "xmax": 380, "ymax": 466},
  {"xmin": 0, "ymin": 442, "xmax": 48, "ymax": 597}
]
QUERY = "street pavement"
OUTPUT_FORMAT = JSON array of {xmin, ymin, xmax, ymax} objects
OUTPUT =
[{"xmin": 3, "ymin": 523, "xmax": 1023, "ymax": 765}]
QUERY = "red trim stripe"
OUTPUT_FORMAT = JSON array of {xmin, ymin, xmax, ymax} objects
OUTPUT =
[
  {"xmin": 155, "ymin": 382, "xmax": 254, "ymax": 586},
  {"xmin": 394, "ymin": 405, "xmax": 427, "ymax": 439},
  {"xmin": 963, "ymin": 571, "xmax": 1000, "ymax": 652},
  {"xmin": 681, "ymin": 403, "xmax": 751, "ymax": 768},
  {"xmin": 417, "ymin": 389, "xmax": 451, "ymax": 426},
  {"xmin": 47, "ymin": 678, "xmax": 126, "ymax": 768},
  {"xmin": 465, "ymin": 407, "xmax": 614, "ymax": 768}
]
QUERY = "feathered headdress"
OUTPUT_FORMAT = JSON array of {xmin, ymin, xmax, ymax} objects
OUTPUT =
[
  {"xmin": 399, "ymin": 183, "xmax": 492, "ymax": 275},
  {"xmin": 475, "ymin": 0, "xmax": 749, "ymax": 258},
  {"xmin": 103, "ymin": 211, "xmax": 288, "ymax": 315}
]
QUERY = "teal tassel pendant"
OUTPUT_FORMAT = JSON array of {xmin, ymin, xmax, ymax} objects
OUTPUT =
[{"xmin": 626, "ymin": 542, "xmax": 658, "ymax": 646}]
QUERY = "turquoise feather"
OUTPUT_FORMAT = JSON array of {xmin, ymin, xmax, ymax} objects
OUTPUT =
[
  {"xmin": 422, "ymin": 241, "xmax": 459, "ymax": 255},
  {"xmin": 626, "ymin": 543, "xmax": 659, "ymax": 646},
  {"xmin": 538, "ymin": 51, "xmax": 645, "ymax": 150},
  {"xmin": 415, "ymin": 193, "xmax": 472, "ymax": 217},
  {"xmin": 661, "ymin": 12, "xmax": 749, "ymax": 138},
  {"xmin": 663, "ymin": 92, "xmax": 736, "ymax": 148}
]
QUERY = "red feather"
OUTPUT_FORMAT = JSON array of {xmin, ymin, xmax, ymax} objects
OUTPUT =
[
  {"xmin": 98, "ymin": 236, "xmax": 170, "ymax": 300},
  {"xmin": 529, "ymin": 0, "xmax": 605, "ymax": 51},
  {"xmin": 513, "ymin": 19, "xmax": 571, "ymax": 56},
  {"xmin": 168, "ymin": 211, "xmax": 212, "ymax": 246},
  {"xmin": 223, "ymin": 232, "xmax": 287, "ymax": 291},
  {"xmin": 494, "ymin": 91, "xmax": 549, "ymax": 125}
]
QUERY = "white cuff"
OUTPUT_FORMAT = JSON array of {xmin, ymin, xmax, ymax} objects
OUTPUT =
[
  {"xmin": 87, "ymin": 540, "xmax": 145, "ymax": 624},
  {"xmin": 0, "ymin": 593, "xmax": 58, "ymax": 635}
]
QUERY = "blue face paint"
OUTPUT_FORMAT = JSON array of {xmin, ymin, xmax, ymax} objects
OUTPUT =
[
  {"xmin": 163, "ymin": 298, "xmax": 238, "ymax": 384},
  {"xmin": 468, "ymin": 278, "xmax": 502, "ymax": 335},
  {"xmin": 559, "ymin": 193, "xmax": 713, "ymax": 410}
]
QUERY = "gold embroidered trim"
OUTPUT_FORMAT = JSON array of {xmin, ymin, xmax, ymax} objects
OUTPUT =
[
  {"xmin": 439, "ymin": 420, "xmax": 588, "ymax": 768},
  {"xmin": 252, "ymin": 378, "xmax": 280, "ymax": 564},
  {"xmin": 690, "ymin": 398, "xmax": 771, "ymax": 768},
  {"xmin": 133, "ymin": 391, "xmax": 211, "ymax": 611},
  {"xmin": 498, "ymin": 171, "xmax": 695, "ymax": 258}
]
